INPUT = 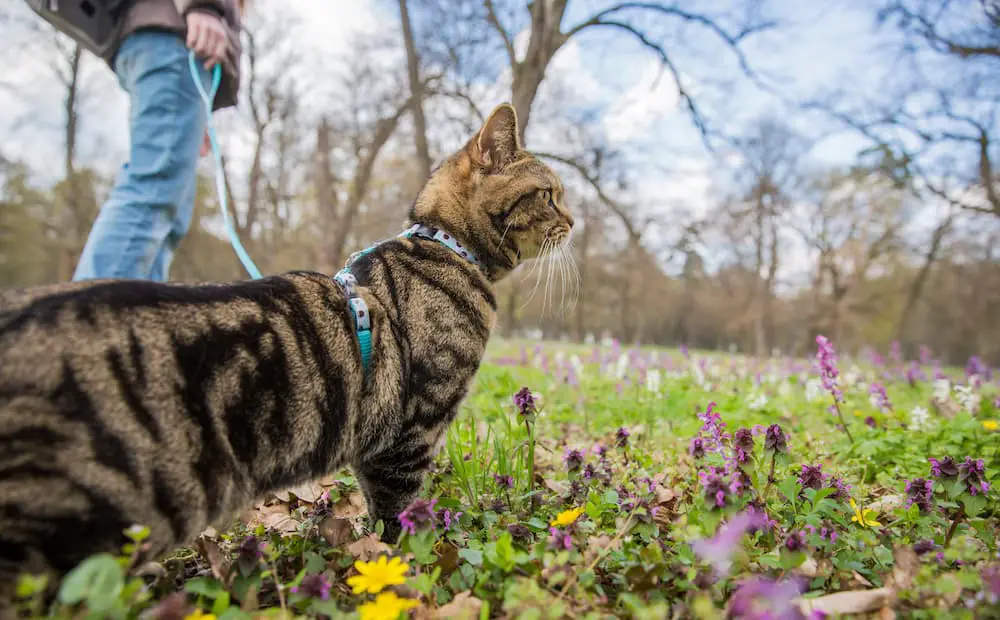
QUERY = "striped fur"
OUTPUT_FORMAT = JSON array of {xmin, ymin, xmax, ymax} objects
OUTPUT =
[{"xmin": 0, "ymin": 103, "xmax": 573, "ymax": 610}]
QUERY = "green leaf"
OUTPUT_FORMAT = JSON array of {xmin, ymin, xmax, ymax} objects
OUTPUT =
[
  {"xmin": 58, "ymin": 553, "xmax": 124, "ymax": 611},
  {"xmin": 459, "ymin": 549, "xmax": 484, "ymax": 567},
  {"xmin": 960, "ymin": 493, "xmax": 987, "ymax": 518},
  {"xmin": 485, "ymin": 532, "xmax": 517, "ymax": 572},
  {"xmin": 778, "ymin": 477, "xmax": 801, "ymax": 504},
  {"xmin": 185, "ymin": 577, "xmax": 226, "ymax": 599}
]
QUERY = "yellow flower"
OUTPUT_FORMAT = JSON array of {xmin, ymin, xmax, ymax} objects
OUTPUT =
[
  {"xmin": 850, "ymin": 499, "xmax": 882, "ymax": 528},
  {"xmin": 357, "ymin": 591, "xmax": 420, "ymax": 620},
  {"xmin": 982, "ymin": 420, "xmax": 999, "ymax": 431},
  {"xmin": 853, "ymin": 409, "xmax": 863, "ymax": 417},
  {"xmin": 550, "ymin": 507, "xmax": 585, "ymax": 527},
  {"xmin": 184, "ymin": 611, "xmax": 216, "ymax": 620},
  {"xmin": 347, "ymin": 555, "xmax": 409, "ymax": 595}
]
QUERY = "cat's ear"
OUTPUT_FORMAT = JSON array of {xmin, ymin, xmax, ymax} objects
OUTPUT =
[{"xmin": 474, "ymin": 103, "xmax": 521, "ymax": 172}]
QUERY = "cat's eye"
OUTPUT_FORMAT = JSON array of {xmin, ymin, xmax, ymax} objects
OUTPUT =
[{"xmin": 539, "ymin": 189, "xmax": 556, "ymax": 209}]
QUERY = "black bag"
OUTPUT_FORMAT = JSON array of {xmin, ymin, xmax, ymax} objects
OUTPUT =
[{"xmin": 23, "ymin": 0, "xmax": 131, "ymax": 58}]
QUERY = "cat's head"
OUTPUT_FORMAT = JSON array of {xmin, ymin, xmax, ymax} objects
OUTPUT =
[{"xmin": 410, "ymin": 103, "xmax": 574, "ymax": 281}]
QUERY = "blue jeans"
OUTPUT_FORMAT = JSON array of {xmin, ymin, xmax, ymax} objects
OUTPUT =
[{"xmin": 73, "ymin": 31, "xmax": 210, "ymax": 282}]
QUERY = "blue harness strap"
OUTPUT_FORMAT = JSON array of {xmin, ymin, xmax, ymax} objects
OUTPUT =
[
  {"xmin": 333, "ymin": 224, "xmax": 482, "ymax": 373},
  {"xmin": 188, "ymin": 52, "xmax": 263, "ymax": 280}
]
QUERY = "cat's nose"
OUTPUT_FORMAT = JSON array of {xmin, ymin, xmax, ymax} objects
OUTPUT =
[{"xmin": 564, "ymin": 210, "xmax": 575, "ymax": 228}]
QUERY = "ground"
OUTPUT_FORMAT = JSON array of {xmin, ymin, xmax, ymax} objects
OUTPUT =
[{"xmin": 15, "ymin": 340, "xmax": 1000, "ymax": 619}]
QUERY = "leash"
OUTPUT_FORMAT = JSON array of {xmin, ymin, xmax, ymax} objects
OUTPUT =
[{"xmin": 188, "ymin": 51, "xmax": 263, "ymax": 280}]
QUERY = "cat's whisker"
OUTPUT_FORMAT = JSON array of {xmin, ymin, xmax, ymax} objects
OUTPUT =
[
  {"xmin": 496, "ymin": 221, "xmax": 514, "ymax": 253},
  {"xmin": 521, "ymin": 238, "xmax": 550, "ymax": 311}
]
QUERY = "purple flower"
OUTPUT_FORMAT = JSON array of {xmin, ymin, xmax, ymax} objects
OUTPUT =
[
  {"xmin": 727, "ymin": 576, "xmax": 807, "ymax": 619},
  {"xmin": 804, "ymin": 522, "xmax": 839, "ymax": 544},
  {"xmin": 869, "ymin": 382, "xmax": 892, "ymax": 412},
  {"xmin": 798, "ymin": 464, "xmax": 825, "ymax": 491},
  {"xmin": 699, "ymin": 466, "xmax": 730, "ymax": 508},
  {"xmin": 912, "ymin": 539, "xmax": 937, "ymax": 555},
  {"xmin": 291, "ymin": 573, "xmax": 332, "ymax": 600},
  {"xmin": 441, "ymin": 508, "xmax": 463, "ymax": 530},
  {"xmin": 904, "ymin": 478, "xmax": 935, "ymax": 513},
  {"xmin": 864, "ymin": 416, "xmax": 878, "ymax": 428},
  {"xmin": 815, "ymin": 335, "xmax": 843, "ymax": 403},
  {"xmin": 764, "ymin": 424, "xmax": 788, "ymax": 453},
  {"xmin": 691, "ymin": 510, "xmax": 763, "ymax": 577},
  {"xmin": 592, "ymin": 443, "xmax": 608, "ymax": 459},
  {"xmin": 966, "ymin": 355, "xmax": 989, "ymax": 380},
  {"xmin": 582, "ymin": 463, "xmax": 597, "ymax": 480},
  {"xmin": 958, "ymin": 457, "xmax": 990, "ymax": 496},
  {"xmin": 745, "ymin": 503, "xmax": 777, "ymax": 534},
  {"xmin": 563, "ymin": 448, "xmax": 585, "ymax": 472},
  {"xmin": 507, "ymin": 523, "xmax": 532, "ymax": 543},
  {"xmin": 784, "ymin": 531, "xmax": 808, "ymax": 553},
  {"xmin": 733, "ymin": 428, "xmax": 755, "ymax": 464},
  {"xmin": 929, "ymin": 457, "xmax": 959, "ymax": 478},
  {"xmin": 920, "ymin": 345, "xmax": 932, "ymax": 365},
  {"xmin": 494, "ymin": 474, "xmax": 514, "ymax": 489},
  {"xmin": 827, "ymin": 475, "xmax": 851, "ymax": 500},
  {"xmin": 615, "ymin": 427, "xmax": 630, "ymax": 448},
  {"xmin": 689, "ymin": 437, "xmax": 706, "ymax": 459},
  {"xmin": 906, "ymin": 362, "xmax": 926, "ymax": 387},
  {"xmin": 548, "ymin": 526, "xmax": 573, "ymax": 550},
  {"xmin": 513, "ymin": 387, "xmax": 536, "ymax": 417},
  {"xmin": 398, "ymin": 498, "xmax": 438, "ymax": 536},
  {"xmin": 236, "ymin": 535, "xmax": 265, "ymax": 575}
]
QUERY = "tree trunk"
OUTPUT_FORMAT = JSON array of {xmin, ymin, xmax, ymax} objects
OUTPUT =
[
  {"xmin": 398, "ymin": 0, "xmax": 432, "ymax": 180},
  {"xmin": 314, "ymin": 117, "xmax": 342, "ymax": 273},
  {"xmin": 509, "ymin": 0, "xmax": 569, "ymax": 141},
  {"xmin": 896, "ymin": 213, "xmax": 953, "ymax": 341},
  {"xmin": 61, "ymin": 44, "xmax": 83, "ymax": 281}
]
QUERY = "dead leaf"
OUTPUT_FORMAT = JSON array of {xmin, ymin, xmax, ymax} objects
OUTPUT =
[
  {"xmin": 797, "ymin": 588, "xmax": 896, "ymax": 616},
  {"xmin": 583, "ymin": 534, "xmax": 622, "ymax": 565},
  {"xmin": 332, "ymin": 491, "xmax": 368, "ymax": 518},
  {"xmin": 878, "ymin": 607, "xmax": 897, "ymax": 620},
  {"xmin": 853, "ymin": 571, "xmax": 874, "ymax": 587},
  {"xmin": 433, "ymin": 591, "xmax": 482, "ymax": 619},
  {"xmin": 868, "ymin": 494, "xmax": 904, "ymax": 514},
  {"xmin": 274, "ymin": 479, "xmax": 327, "ymax": 503},
  {"xmin": 347, "ymin": 534, "xmax": 391, "ymax": 562},
  {"xmin": 433, "ymin": 541, "xmax": 460, "ymax": 574},
  {"xmin": 890, "ymin": 545, "xmax": 919, "ymax": 591},
  {"xmin": 795, "ymin": 556, "xmax": 818, "ymax": 579},
  {"xmin": 543, "ymin": 478, "xmax": 569, "ymax": 495},
  {"xmin": 197, "ymin": 535, "xmax": 230, "ymax": 582},
  {"xmin": 319, "ymin": 517, "xmax": 354, "ymax": 548},
  {"xmin": 247, "ymin": 503, "xmax": 300, "ymax": 534}
]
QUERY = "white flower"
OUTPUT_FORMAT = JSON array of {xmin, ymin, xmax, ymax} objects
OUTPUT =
[
  {"xmin": 954, "ymin": 384, "xmax": 981, "ymax": 414},
  {"xmin": 690, "ymin": 364, "xmax": 706, "ymax": 386},
  {"xmin": 804, "ymin": 378, "xmax": 823, "ymax": 402},
  {"xmin": 910, "ymin": 406, "xmax": 931, "ymax": 430},
  {"xmin": 778, "ymin": 381, "xmax": 792, "ymax": 398},
  {"xmin": 569, "ymin": 355, "xmax": 585, "ymax": 380},
  {"xmin": 747, "ymin": 393, "xmax": 768, "ymax": 410},
  {"xmin": 645, "ymin": 369, "xmax": 662, "ymax": 393},
  {"xmin": 614, "ymin": 353, "xmax": 629, "ymax": 379},
  {"xmin": 933, "ymin": 378, "xmax": 951, "ymax": 402}
]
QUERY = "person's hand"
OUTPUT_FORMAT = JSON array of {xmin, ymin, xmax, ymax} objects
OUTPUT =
[{"xmin": 185, "ymin": 11, "xmax": 228, "ymax": 70}]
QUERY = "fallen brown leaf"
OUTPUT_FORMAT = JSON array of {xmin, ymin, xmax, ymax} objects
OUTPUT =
[
  {"xmin": 319, "ymin": 517, "xmax": 354, "ymax": 548},
  {"xmin": 332, "ymin": 491, "xmax": 368, "ymax": 518},
  {"xmin": 274, "ymin": 479, "xmax": 326, "ymax": 504},
  {"xmin": 853, "ymin": 570, "xmax": 874, "ymax": 587},
  {"xmin": 197, "ymin": 535, "xmax": 230, "ymax": 583},
  {"xmin": 891, "ymin": 545, "xmax": 919, "ymax": 591},
  {"xmin": 433, "ymin": 591, "xmax": 482, "ymax": 619},
  {"xmin": 347, "ymin": 534, "xmax": 391, "ymax": 562},
  {"xmin": 797, "ymin": 587, "xmax": 896, "ymax": 616}
]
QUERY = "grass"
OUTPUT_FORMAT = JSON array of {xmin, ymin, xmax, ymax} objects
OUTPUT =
[{"xmin": 17, "ymin": 340, "xmax": 1000, "ymax": 619}]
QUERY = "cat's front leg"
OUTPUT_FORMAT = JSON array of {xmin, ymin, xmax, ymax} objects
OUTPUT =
[{"xmin": 352, "ymin": 439, "xmax": 434, "ymax": 544}]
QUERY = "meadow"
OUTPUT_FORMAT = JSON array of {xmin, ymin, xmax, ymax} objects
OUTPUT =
[{"xmin": 19, "ymin": 338, "xmax": 999, "ymax": 619}]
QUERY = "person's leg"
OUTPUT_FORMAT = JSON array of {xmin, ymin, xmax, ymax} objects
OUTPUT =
[{"xmin": 73, "ymin": 31, "xmax": 208, "ymax": 282}]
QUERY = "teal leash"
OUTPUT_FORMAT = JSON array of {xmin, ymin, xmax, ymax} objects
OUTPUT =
[{"xmin": 187, "ymin": 51, "xmax": 263, "ymax": 280}]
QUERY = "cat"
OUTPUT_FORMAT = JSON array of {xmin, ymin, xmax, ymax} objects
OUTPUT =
[{"xmin": 0, "ymin": 102, "xmax": 573, "ymax": 611}]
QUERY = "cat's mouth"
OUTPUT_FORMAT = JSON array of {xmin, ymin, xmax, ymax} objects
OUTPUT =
[{"xmin": 518, "ymin": 225, "xmax": 578, "ymax": 316}]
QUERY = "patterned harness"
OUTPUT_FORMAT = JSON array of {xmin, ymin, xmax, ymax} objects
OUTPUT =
[{"xmin": 332, "ymin": 224, "xmax": 482, "ymax": 373}]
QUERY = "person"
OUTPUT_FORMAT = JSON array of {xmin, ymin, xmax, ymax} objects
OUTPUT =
[{"xmin": 72, "ymin": 0, "xmax": 244, "ymax": 282}]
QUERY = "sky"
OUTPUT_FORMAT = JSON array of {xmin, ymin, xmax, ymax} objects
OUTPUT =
[{"xmin": 0, "ymin": 0, "xmax": 929, "ymax": 285}]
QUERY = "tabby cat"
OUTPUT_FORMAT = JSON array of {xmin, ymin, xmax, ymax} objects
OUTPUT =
[{"xmin": 0, "ymin": 103, "xmax": 573, "ymax": 610}]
